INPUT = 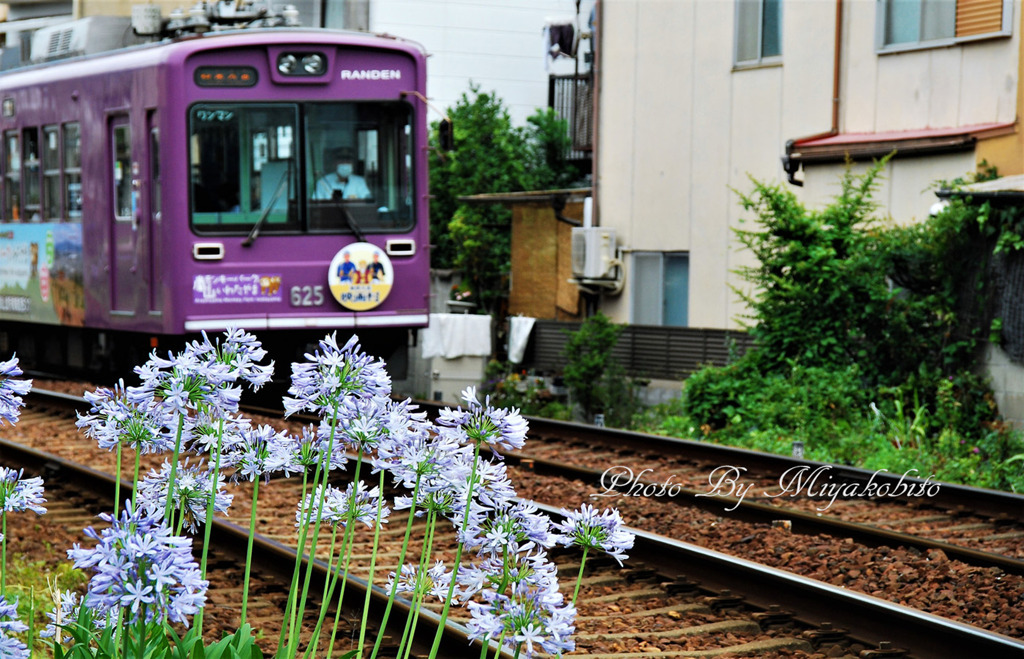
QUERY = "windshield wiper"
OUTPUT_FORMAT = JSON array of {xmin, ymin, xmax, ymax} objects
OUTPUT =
[
  {"xmin": 242, "ymin": 167, "xmax": 289, "ymax": 247},
  {"xmin": 339, "ymin": 203, "xmax": 366, "ymax": 242}
]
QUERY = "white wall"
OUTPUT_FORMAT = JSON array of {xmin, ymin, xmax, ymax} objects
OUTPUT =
[{"xmin": 370, "ymin": 0, "xmax": 595, "ymax": 124}]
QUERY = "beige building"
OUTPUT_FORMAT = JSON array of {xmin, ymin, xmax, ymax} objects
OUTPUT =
[
  {"xmin": 588, "ymin": 0, "xmax": 1024, "ymax": 417},
  {"xmin": 592, "ymin": 0, "xmax": 1020, "ymax": 330}
]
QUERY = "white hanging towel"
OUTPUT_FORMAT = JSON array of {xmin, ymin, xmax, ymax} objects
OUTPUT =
[
  {"xmin": 507, "ymin": 316, "xmax": 536, "ymax": 364},
  {"xmin": 421, "ymin": 313, "xmax": 492, "ymax": 359}
]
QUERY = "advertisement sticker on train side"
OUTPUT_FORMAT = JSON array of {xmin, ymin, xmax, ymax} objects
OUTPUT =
[{"xmin": 193, "ymin": 274, "xmax": 282, "ymax": 304}]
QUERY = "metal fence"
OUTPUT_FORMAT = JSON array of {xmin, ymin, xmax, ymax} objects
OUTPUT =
[{"xmin": 523, "ymin": 320, "xmax": 755, "ymax": 381}]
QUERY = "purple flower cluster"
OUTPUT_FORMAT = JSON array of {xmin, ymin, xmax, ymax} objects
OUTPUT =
[
  {"xmin": 463, "ymin": 550, "xmax": 576, "ymax": 657},
  {"xmin": 435, "ymin": 386, "xmax": 529, "ymax": 452},
  {"xmin": 553, "ymin": 503, "xmax": 636, "ymax": 565},
  {"xmin": 283, "ymin": 333, "xmax": 391, "ymax": 419},
  {"xmin": 0, "ymin": 356, "xmax": 31, "ymax": 428},
  {"xmin": 296, "ymin": 481, "xmax": 389, "ymax": 530},
  {"xmin": 137, "ymin": 459, "xmax": 233, "ymax": 532},
  {"xmin": 0, "ymin": 595, "xmax": 28, "ymax": 659},
  {"xmin": 76, "ymin": 379, "xmax": 175, "ymax": 454},
  {"xmin": 0, "ymin": 467, "xmax": 46, "ymax": 515},
  {"xmin": 66, "ymin": 501, "xmax": 208, "ymax": 626},
  {"xmin": 40, "ymin": 589, "xmax": 103, "ymax": 645}
]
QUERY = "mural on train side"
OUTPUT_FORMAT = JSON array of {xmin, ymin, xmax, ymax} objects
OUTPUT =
[{"xmin": 0, "ymin": 224, "xmax": 84, "ymax": 325}]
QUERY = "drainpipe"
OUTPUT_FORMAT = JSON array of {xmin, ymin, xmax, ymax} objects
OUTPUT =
[
  {"xmin": 591, "ymin": 0, "xmax": 601, "ymax": 225},
  {"xmin": 782, "ymin": 0, "xmax": 842, "ymax": 186}
]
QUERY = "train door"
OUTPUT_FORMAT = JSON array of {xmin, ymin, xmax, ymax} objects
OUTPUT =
[{"xmin": 109, "ymin": 114, "xmax": 150, "ymax": 316}]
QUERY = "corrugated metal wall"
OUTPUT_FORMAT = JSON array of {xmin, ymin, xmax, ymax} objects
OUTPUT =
[{"xmin": 523, "ymin": 320, "xmax": 754, "ymax": 380}]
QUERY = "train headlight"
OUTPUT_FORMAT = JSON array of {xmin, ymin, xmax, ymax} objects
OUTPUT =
[
  {"xmin": 277, "ymin": 52, "xmax": 327, "ymax": 77},
  {"xmin": 301, "ymin": 54, "xmax": 326, "ymax": 75},
  {"xmin": 277, "ymin": 54, "xmax": 299, "ymax": 75}
]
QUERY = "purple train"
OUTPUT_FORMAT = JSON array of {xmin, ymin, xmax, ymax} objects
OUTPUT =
[{"xmin": 0, "ymin": 6, "xmax": 432, "ymax": 375}]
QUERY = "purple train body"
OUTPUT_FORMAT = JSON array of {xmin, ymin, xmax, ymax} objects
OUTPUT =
[{"xmin": 0, "ymin": 17, "xmax": 430, "ymax": 374}]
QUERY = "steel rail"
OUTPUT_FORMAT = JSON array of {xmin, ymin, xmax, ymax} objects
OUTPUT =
[
  {"xmin": 585, "ymin": 512, "xmax": 1024, "ymax": 659},
  {"xmin": 509, "ymin": 450, "xmax": 1024, "ymax": 576},
  {"xmin": 414, "ymin": 399, "xmax": 1024, "ymax": 521}
]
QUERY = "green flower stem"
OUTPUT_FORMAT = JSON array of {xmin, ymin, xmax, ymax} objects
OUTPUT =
[
  {"xmin": 135, "ymin": 607, "xmax": 146, "ymax": 659},
  {"xmin": 321, "ymin": 451, "xmax": 365, "ymax": 659},
  {"xmin": 277, "ymin": 467, "xmax": 313, "ymax": 654},
  {"xmin": 571, "ymin": 546, "xmax": 589, "ymax": 605},
  {"xmin": 302, "ymin": 525, "xmax": 340, "ymax": 659},
  {"xmin": 240, "ymin": 475, "xmax": 261, "ymax": 627},
  {"xmin": 427, "ymin": 439, "xmax": 482, "ymax": 658},
  {"xmin": 1, "ymin": 511, "xmax": 6, "ymax": 596},
  {"xmin": 163, "ymin": 414, "xmax": 186, "ymax": 522},
  {"xmin": 285, "ymin": 399, "xmax": 343, "ymax": 658},
  {"xmin": 368, "ymin": 473, "xmax": 422, "ymax": 659},
  {"xmin": 355, "ymin": 469, "xmax": 387, "ymax": 654},
  {"xmin": 399, "ymin": 509, "xmax": 439, "ymax": 659},
  {"xmin": 113, "ymin": 443, "xmax": 122, "ymax": 519},
  {"xmin": 131, "ymin": 447, "xmax": 142, "ymax": 508},
  {"xmin": 195, "ymin": 416, "xmax": 225, "ymax": 634}
]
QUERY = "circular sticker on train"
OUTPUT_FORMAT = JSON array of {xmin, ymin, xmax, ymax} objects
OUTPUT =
[{"xmin": 328, "ymin": 242, "xmax": 393, "ymax": 311}]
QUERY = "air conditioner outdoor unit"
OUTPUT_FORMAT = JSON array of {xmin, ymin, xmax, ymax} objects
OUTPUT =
[{"xmin": 571, "ymin": 227, "xmax": 617, "ymax": 279}]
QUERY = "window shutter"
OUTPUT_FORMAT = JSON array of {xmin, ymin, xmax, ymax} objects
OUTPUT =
[{"xmin": 956, "ymin": 0, "xmax": 1004, "ymax": 37}]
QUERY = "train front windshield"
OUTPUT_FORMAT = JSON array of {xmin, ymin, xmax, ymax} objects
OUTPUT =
[{"xmin": 189, "ymin": 101, "xmax": 414, "ymax": 235}]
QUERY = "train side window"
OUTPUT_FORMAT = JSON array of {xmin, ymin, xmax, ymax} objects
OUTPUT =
[
  {"xmin": 64, "ymin": 123, "xmax": 82, "ymax": 222},
  {"xmin": 43, "ymin": 125, "xmax": 60, "ymax": 221},
  {"xmin": 112, "ymin": 124, "xmax": 131, "ymax": 220},
  {"xmin": 2, "ymin": 131, "xmax": 17, "ymax": 221},
  {"xmin": 22, "ymin": 128, "xmax": 40, "ymax": 222}
]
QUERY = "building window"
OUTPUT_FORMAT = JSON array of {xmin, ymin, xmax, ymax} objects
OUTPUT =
[
  {"xmin": 631, "ymin": 252, "xmax": 689, "ymax": 327},
  {"xmin": 879, "ymin": 0, "xmax": 1009, "ymax": 50},
  {"xmin": 735, "ymin": 0, "xmax": 781, "ymax": 66}
]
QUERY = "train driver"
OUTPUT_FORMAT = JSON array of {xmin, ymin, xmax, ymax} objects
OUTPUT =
[{"xmin": 314, "ymin": 147, "xmax": 372, "ymax": 201}]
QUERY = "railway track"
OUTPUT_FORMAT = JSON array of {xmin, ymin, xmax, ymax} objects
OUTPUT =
[{"xmin": 2, "ymin": 388, "xmax": 1023, "ymax": 657}]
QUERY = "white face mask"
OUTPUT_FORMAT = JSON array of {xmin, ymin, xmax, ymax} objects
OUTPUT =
[{"xmin": 336, "ymin": 163, "xmax": 354, "ymax": 178}]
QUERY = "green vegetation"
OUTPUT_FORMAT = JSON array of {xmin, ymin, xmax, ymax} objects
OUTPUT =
[
  {"xmin": 634, "ymin": 161, "xmax": 1024, "ymax": 493},
  {"xmin": 428, "ymin": 86, "xmax": 584, "ymax": 315}
]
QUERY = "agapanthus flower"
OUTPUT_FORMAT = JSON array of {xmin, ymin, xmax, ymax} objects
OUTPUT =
[
  {"xmin": 0, "ymin": 467, "xmax": 46, "ymax": 515},
  {"xmin": 67, "ymin": 501, "xmax": 208, "ymax": 626},
  {"xmin": 0, "ymin": 356, "xmax": 30, "ymax": 427},
  {"xmin": 375, "ymin": 405, "xmax": 462, "ymax": 487},
  {"xmin": 385, "ymin": 560, "xmax": 456, "ymax": 602},
  {"xmin": 278, "ymin": 424, "xmax": 347, "ymax": 476},
  {"xmin": 296, "ymin": 481, "xmax": 389, "ymax": 530},
  {"xmin": 137, "ymin": 459, "xmax": 232, "ymax": 532},
  {"xmin": 435, "ymin": 386, "xmax": 528, "ymax": 452},
  {"xmin": 552, "ymin": 504, "xmax": 635, "ymax": 565},
  {"xmin": 283, "ymin": 333, "xmax": 391, "ymax": 418},
  {"xmin": 463, "ymin": 500, "xmax": 553, "ymax": 558},
  {"xmin": 76, "ymin": 379, "xmax": 175, "ymax": 454},
  {"xmin": 0, "ymin": 595, "xmax": 28, "ymax": 659},
  {"xmin": 465, "ymin": 568, "xmax": 575, "ymax": 658},
  {"xmin": 0, "ymin": 635, "xmax": 29, "ymax": 659},
  {"xmin": 129, "ymin": 343, "xmax": 235, "ymax": 415},
  {"xmin": 190, "ymin": 328, "xmax": 275, "ymax": 391},
  {"xmin": 185, "ymin": 409, "xmax": 250, "ymax": 457},
  {"xmin": 222, "ymin": 423, "xmax": 291, "ymax": 483},
  {"xmin": 40, "ymin": 590, "xmax": 105, "ymax": 644}
]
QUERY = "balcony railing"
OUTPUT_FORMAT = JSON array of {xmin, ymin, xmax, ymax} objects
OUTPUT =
[{"xmin": 548, "ymin": 73, "xmax": 593, "ymax": 161}]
